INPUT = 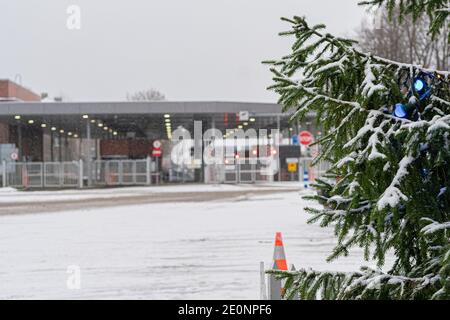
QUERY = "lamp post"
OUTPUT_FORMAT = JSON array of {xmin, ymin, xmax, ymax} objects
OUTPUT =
[{"xmin": 85, "ymin": 116, "xmax": 92, "ymax": 187}]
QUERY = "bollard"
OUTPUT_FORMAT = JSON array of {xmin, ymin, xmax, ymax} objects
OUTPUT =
[
  {"xmin": 303, "ymin": 169, "xmax": 309, "ymax": 189},
  {"xmin": 78, "ymin": 159, "xmax": 84, "ymax": 189},
  {"xmin": 22, "ymin": 164, "xmax": 29, "ymax": 188},
  {"xmin": 146, "ymin": 156, "xmax": 151, "ymax": 185},
  {"xmin": 268, "ymin": 232, "xmax": 288, "ymax": 300},
  {"xmin": 260, "ymin": 261, "xmax": 267, "ymax": 300},
  {"xmin": 2, "ymin": 160, "xmax": 6, "ymax": 188}
]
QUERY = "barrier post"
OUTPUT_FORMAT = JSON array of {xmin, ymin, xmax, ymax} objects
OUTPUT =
[
  {"xmin": 260, "ymin": 261, "xmax": 267, "ymax": 300},
  {"xmin": 2, "ymin": 160, "xmax": 6, "ymax": 188},
  {"xmin": 237, "ymin": 163, "xmax": 240, "ymax": 184},
  {"xmin": 155, "ymin": 157, "xmax": 159, "ymax": 184},
  {"xmin": 303, "ymin": 168, "xmax": 309, "ymax": 189},
  {"xmin": 22, "ymin": 163, "xmax": 29, "ymax": 188},
  {"xmin": 146, "ymin": 156, "xmax": 151, "ymax": 185},
  {"xmin": 79, "ymin": 159, "xmax": 84, "ymax": 189}
]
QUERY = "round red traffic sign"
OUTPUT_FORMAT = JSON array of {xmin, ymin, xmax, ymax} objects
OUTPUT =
[
  {"xmin": 10, "ymin": 152, "xmax": 18, "ymax": 161},
  {"xmin": 153, "ymin": 140, "xmax": 162, "ymax": 149},
  {"xmin": 299, "ymin": 131, "xmax": 314, "ymax": 146}
]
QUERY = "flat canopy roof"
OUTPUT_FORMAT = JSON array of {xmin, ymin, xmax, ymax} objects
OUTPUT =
[
  {"xmin": 0, "ymin": 101, "xmax": 287, "ymax": 116},
  {"xmin": 0, "ymin": 101, "xmax": 317, "ymax": 140}
]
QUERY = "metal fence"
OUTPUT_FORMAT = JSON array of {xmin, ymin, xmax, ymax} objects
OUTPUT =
[
  {"xmin": 205, "ymin": 158, "xmax": 331, "ymax": 184},
  {"xmin": 205, "ymin": 163, "xmax": 275, "ymax": 184},
  {"xmin": 91, "ymin": 159, "xmax": 159, "ymax": 186},
  {"xmin": 2, "ymin": 161, "xmax": 81, "ymax": 188},
  {"xmin": 0, "ymin": 158, "xmax": 332, "ymax": 189},
  {"xmin": 299, "ymin": 158, "xmax": 331, "ymax": 181},
  {"xmin": 1, "ymin": 158, "xmax": 160, "ymax": 189},
  {"xmin": 44, "ymin": 162, "xmax": 80, "ymax": 187}
]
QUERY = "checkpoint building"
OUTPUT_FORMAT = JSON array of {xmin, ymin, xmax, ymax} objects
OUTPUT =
[{"xmin": 0, "ymin": 80, "xmax": 322, "ymax": 187}]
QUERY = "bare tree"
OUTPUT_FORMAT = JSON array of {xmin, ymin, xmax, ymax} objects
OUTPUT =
[
  {"xmin": 357, "ymin": 6, "xmax": 449, "ymax": 70},
  {"xmin": 127, "ymin": 88, "xmax": 166, "ymax": 101}
]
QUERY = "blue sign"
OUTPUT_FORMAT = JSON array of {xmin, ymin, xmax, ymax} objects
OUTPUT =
[{"xmin": 292, "ymin": 135, "xmax": 299, "ymax": 145}]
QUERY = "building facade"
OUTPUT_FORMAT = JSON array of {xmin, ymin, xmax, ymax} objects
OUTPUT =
[{"xmin": 0, "ymin": 84, "xmax": 321, "ymax": 185}]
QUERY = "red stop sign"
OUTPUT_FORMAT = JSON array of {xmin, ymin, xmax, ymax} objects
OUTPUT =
[
  {"xmin": 299, "ymin": 131, "xmax": 314, "ymax": 146},
  {"xmin": 152, "ymin": 149, "xmax": 162, "ymax": 157}
]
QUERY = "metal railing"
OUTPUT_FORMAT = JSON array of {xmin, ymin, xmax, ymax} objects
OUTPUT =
[
  {"xmin": 91, "ymin": 159, "xmax": 158, "ymax": 186},
  {"xmin": 206, "ymin": 163, "xmax": 275, "ymax": 184},
  {"xmin": 3, "ymin": 161, "xmax": 80, "ymax": 188},
  {"xmin": 205, "ymin": 158, "xmax": 331, "ymax": 184},
  {"xmin": 0, "ymin": 158, "xmax": 160, "ymax": 189}
]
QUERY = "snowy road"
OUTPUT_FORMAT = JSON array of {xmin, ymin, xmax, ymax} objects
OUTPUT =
[
  {"xmin": 0, "ymin": 184, "xmax": 300, "ymax": 216},
  {"xmin": 0, "ymin": 185, "xmax": 384, "ymax": 299}
]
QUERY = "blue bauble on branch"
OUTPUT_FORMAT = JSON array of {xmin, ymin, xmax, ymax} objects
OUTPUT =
[
  {"xmin": 393, "ymin": 103, "xmax": 408, "ymax": 118},
  {"xmin": 392, "ymin": 98, "xmax": 419, "ymax": 120},
  {"xmin": 413, "ymin": 76, "xmax": 431, "ymax": 100},
  {"xmin": 392, "ymin": 73, "xmax": 435, "ymax": 120},
  {"xmin": 414, "ymin": 77, "xmax": 426, "ymax": 93}
]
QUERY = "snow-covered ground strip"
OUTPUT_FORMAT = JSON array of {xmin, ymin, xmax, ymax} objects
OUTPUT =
[
  {"xmin": 0, "ymin": 183, "xmax": 300, "ymax": 204},
  {"xmin": 0, "ymin": 188, "xmax": 391, "ymax": 300}
]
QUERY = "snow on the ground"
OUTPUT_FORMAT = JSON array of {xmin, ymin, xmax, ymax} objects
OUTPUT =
[
  {"xmin": 0, "ymin": 188, "xmax": 390, "ymax": 300},
  {"xmin": 0, "ymin": 183, "xmax": 301, "ymax": 203}
]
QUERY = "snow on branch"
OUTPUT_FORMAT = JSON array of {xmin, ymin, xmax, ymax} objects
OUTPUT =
[
  {"xmin": 421, "ymin": 219, "xmax": 450, "ymax": 235},
  {"xmin": 431, "ymin": 95, "xmax": 450, "ymax": 107},
  {"xmin": 269, "ymin": 267, "xmax": 442, "ymax": 300},
  {"xmin": 377, "ymin": 155, "xmax": 415, "ymax": 210},
  {"xmin": 361, "ymin": 59, "xmax": 387, "ymax": 98}
]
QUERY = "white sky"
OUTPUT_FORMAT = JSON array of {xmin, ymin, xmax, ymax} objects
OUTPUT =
[{"xmin": 0, "ymin": 0, "xmax": 369, "ymax": 102}]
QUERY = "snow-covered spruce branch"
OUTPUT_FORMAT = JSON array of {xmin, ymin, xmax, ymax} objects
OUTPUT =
[
  {"xmin": 272, "ymin": 72, "xmax": 415, "ymax": 125},
  {"xmin": 358, "ymin": 0, "xmax": 450, "ymax": 41},
  {"xmin": 266, "ymin": 18, "xmax": 450, "ymax": 128},
  {"xmin": 269, "ymin": 16, "xmax": 450, "ymax": 78},
  {"xmin": 378, "ymin": 155, "xmax": 415, "ymax": 210},
  {"xmin": 266, "ymin": 13, "xmax": 450, "ymax": 300},
  {"xmin": 422, "ymin": 219, "xmax": 450, "ymax": 235},
  {"xmin": 268, "ymin": 268, "xmax": 444, "ymax": 300}
]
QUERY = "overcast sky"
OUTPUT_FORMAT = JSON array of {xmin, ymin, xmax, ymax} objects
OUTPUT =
[{"xmin": 0, "ymin": 0, "xmax": 369, "ymax": 102}]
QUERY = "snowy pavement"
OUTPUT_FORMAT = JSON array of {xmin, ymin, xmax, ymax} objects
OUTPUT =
[
  {"xmin": 0, "ymin": 183, "xmax": 299, "ymax": 204},
  {"xmin": 0, "ymin": 185, "xmax": 388, "ymax": 299}
]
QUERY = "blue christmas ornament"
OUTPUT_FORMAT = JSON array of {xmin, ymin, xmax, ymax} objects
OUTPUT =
[
  {"xmin": 393, "ymin": 103, "xmax": 408, "ymax": 118},
  {"xmin": 414, "ymin": 77, "xmax": 426, "ymax": 93},
  {"xmin": 393, "ymin": 73, "xmax": 434, "ymax": 120},
  {"xmin": 413, "ymin": 76, "xmax": 431, "ymax": 101},
  {"xmin": 421, "ymin": 168, "xmax": 430, "ymax": 180}
]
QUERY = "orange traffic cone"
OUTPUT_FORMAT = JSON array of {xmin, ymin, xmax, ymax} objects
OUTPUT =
[
  {"xmin": 269, "ymin": 232, "xmax": 288, "ymax": 300},
  {"xmin": 272, "ymin": 232, "xmax": 288, "ymax": 271}
]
